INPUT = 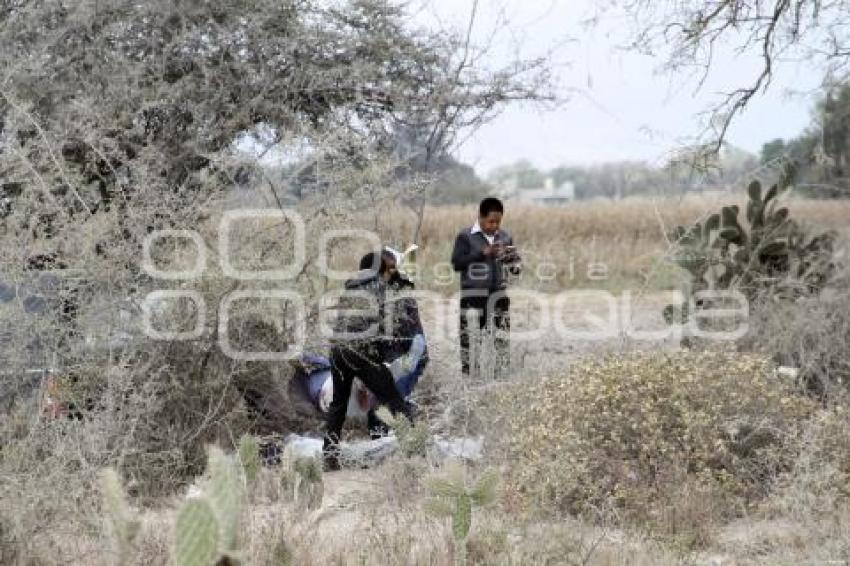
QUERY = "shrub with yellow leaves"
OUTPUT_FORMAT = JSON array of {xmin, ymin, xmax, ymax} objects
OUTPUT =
[
  {"xmin": 775, "ymin": 406, "xmax": 850, "ymax": 516},
  {"xmin": 496, "ymin": 351, "xmax": 816, "ymax": 523}
]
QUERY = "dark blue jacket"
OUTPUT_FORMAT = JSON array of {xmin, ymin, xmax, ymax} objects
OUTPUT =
[{"xmin": 451, "ymin": 226, "xmax": 519, "ymax": 291}]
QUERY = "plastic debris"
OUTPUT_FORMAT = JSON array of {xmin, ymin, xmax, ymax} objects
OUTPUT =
[{"xmin": 433, "ymin": 436, "xmax": 484, "ymax": 461}]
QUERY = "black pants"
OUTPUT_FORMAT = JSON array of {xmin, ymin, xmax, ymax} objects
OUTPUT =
[
  {"xmin": 459, "ymin": 292, "xmax": 510, "ymax": 377},
  {"xmin": 323, "ymin": 345, "xmax": 411, "ymax": 465}
]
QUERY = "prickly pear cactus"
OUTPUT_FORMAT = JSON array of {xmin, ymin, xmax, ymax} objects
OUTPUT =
[
  {"xmin": 174, "ymin": 499, "xmax": 219, "ymax": 566},
  {"xmin": 238, "ymin": 434, "xmax": 261, "ymax": 487},
  {"xmin": 374, "ymin": 406, "xmax": 430, "ymax": 458},
  {"xmin": 423, "ymin": 463, "xmax": 500, "ymax": 566},
  {"xmin": 171, "ymin": 447, "xmax": 249, "ymax": 566},
  {"xmin": 665, "ymin": 170, "xmax": 837, "ymax": 337},
  {"xmin": 469, "ymin": 470, "xmax": 499, "ymax": 507},
  {"xmin": 100, "ymin": 468, "xmax": 140, "ymax": 563},
  {"xmin": 206, "ymin": 446, "xmax": 245, "ymax": 553},
  {"xmin": 452, "ymin": 494, "xmax": 472, "ymax": 542}
]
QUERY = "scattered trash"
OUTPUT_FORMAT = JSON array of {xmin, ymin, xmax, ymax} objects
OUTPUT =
[
  {"xmin": 267, "ymin": 433, "xmax": 485, "ymax": 469},
  {"xmin": 433, "ymin": 436, "xmax": 484, "ymax": 461},
  {"xmin": 277, "ymin": 434, "xmax": 399, "ymax": 468},
  {"xmin": 283, "ymin": 434, "xmax": 323, "ymax": 460},
  {"xmin": 775, "ymin": 366, "xmax": 800, "ymax": 380}
]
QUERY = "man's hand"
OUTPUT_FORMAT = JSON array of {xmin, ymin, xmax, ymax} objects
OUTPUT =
[
  {"xmin": 482, "ymin": 243, "xmax": 505, "ymax": 257},
  {"xmin": 498, "ymin": 245, "xmax": 520, "ymax": 263}
]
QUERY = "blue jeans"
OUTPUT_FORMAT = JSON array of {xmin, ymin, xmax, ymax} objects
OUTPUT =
[{"xmin": 395, "ymin": 350, "xmax": 428, "ymax": 399}]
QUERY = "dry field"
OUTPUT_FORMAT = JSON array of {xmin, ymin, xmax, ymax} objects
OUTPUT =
[
  {"xmin": 3, "ymin": 194, "xmax": 850, "ymax": 566},
  {"xmin": 371, "ymin": 194, "xmax": 850, "ymax": 293}
]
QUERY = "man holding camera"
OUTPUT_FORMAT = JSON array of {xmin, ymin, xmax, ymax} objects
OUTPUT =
[{"xmin": 450, "ymin": 197, "xmax": 521, "ymax": 378}]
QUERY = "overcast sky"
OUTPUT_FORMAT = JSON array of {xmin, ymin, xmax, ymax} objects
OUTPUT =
[{"xmin": 410, "ymin": 0, "xmax": 825, "ymax": 176}]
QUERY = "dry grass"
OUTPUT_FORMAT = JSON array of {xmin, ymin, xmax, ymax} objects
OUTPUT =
[
  {"xmin": 68, "ymin": 461, "xmax": 685, "ymax": 566},
  {"xmin": 743, "ymin": 284, "xmax": 850, "ymax": 399},
  {"xmin": 50, "ymin": 428, "xmax": 850, "ymax": 566},
  {"xmin": 374, "ymin": 195, "xmax": 850, "ymax": 293},
  {"xmin": 3, "ymin": 194, "xmax": 850, "ymax": 565},
  {"xmin": 209, "ymin": 192, "xmax": 850, "ymax": 295}
]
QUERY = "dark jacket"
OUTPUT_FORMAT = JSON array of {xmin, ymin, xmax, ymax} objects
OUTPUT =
[
  {"xmin": 385, "ymin": 291, "xmax": 425, "ymax": 360},
  {"xmin": 330, "ymin": 270, "xmax": 389, "ymax": 356},
  {"xmin": 451, "ymin": 227, "xmax": 520, "ymax": 292}
]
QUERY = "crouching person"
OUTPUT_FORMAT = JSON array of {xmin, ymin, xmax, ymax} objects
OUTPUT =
[
  {"xmin": 385, "ymin": 263, "xmax": 429, "ymax": 398},
  {"xmin": 322, "ymin": 250, "xmax": 414, "ymax": 471},
  {"xmin": 293, "ymin": 265, "xmax": 428, "ymax": 440}
]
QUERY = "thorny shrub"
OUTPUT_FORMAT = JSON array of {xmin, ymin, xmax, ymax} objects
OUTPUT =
[
  {"xmin": 743, "ymin": 286, "xmax": 850, "ymax": 399},
  {"xmin": 775, "ymin": 406, "xmax": 850, "ymax": 517},
  {"xmin": 495, "ymin": 351, "xmax": 816, "ymax": 524}
]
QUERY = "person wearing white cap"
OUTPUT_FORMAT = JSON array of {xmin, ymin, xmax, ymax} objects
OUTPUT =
[{"xmin": 322, "ymin": 250, "xmax": 415, "ymax": 471}]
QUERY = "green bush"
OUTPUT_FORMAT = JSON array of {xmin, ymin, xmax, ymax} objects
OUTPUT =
[
  {"xmin": 663, "ymin": 174, "xmax": 838, "ymax": 345},
  {"xmin": 375, "ymin": 406, "xmax": 431, "ymax": 458},
  {"xmin": 497, "ymin": 351, "xmax": 815, "ymax": 521}
]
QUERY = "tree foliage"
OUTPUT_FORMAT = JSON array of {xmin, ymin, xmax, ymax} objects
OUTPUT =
[
  {"xmin": 606, "ymin": 0, "xmax": 850, "ymax": 154},
  {"xmin": 0, "ymin": 0, "xmax": 550, "ymax": 226},
  {"xmin": 0, "ymin": 0, "xmax": 552, "ymax": 501},
  {"xmin": 487, "ymin": 148, "xmax": 759, "ymax": 200},
  {"xmin": 759, "ymin": 82, "xmax": 850, "ymax": 197}
]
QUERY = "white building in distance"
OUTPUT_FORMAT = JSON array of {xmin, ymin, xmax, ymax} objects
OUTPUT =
[{"xmin": 497, "ymin": 177, "xmax": 575, "ymax": 205}]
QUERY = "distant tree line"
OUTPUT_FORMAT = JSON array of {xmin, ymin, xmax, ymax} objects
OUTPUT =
[
  {"xmin": 484, "ymin": 148, "xmax": 760, "ymax": 201},
  {"xmin": 760, "ymin": 83, "xmax": 850, "ymax": 199},
  {"xmin": 433, "ymin": 83, "xmax": 850, "ymax": 203}
]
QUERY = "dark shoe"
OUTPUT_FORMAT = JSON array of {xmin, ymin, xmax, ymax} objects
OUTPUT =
[
  {"xmin": 258, "ymin": 440, "xmax": 282, "ymax": 466},
  {"xmin": 404, "ymin": 400, "xmax": 420, "ymax": 422},
  {"xmin": 367, "ymin": 410, "xmax": 391, "ymax": 440},
  {"xmin": 322, "ymin": 435, "xmax": 341, "ymax": 471},
  {"xmin": 322, "ymin": 452, "xmax": 341, "ymax": 472}
]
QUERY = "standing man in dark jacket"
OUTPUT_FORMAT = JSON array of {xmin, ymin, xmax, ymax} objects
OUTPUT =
[
  {"xmin": 451, "ymin": 197, "xmax": 521, "ymax": 378},
  {"xmin": 323, "ymin": 250, "xmax": 414, "ymax": 470}
]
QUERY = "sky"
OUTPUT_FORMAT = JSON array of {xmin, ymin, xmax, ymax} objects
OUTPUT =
[{"xmin": 409, "ymin": 0, "xmax": 825, "ymax": 176}]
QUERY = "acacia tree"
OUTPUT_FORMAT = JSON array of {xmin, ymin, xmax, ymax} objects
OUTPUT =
[
  {"xmin": 0, "ymin": 0, "xmax": 551, "ymax": 218},
  {"xmin": 0, "ymin": 0, "xmax": 553, "ymax": 510},
  {"xmin": 605, "ymin": 0, "xmax": 850, "ymax": 157}
]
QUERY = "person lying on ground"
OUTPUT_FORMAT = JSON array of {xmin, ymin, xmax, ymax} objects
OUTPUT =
[{"xmin": 292, "ymin": 269, "xmax": 428, "ymax": 438}]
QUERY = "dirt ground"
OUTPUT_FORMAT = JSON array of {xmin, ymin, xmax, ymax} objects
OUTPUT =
[{"xmin": 119, "ymin": 290, "xmax": 823, "ymax": 565}]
